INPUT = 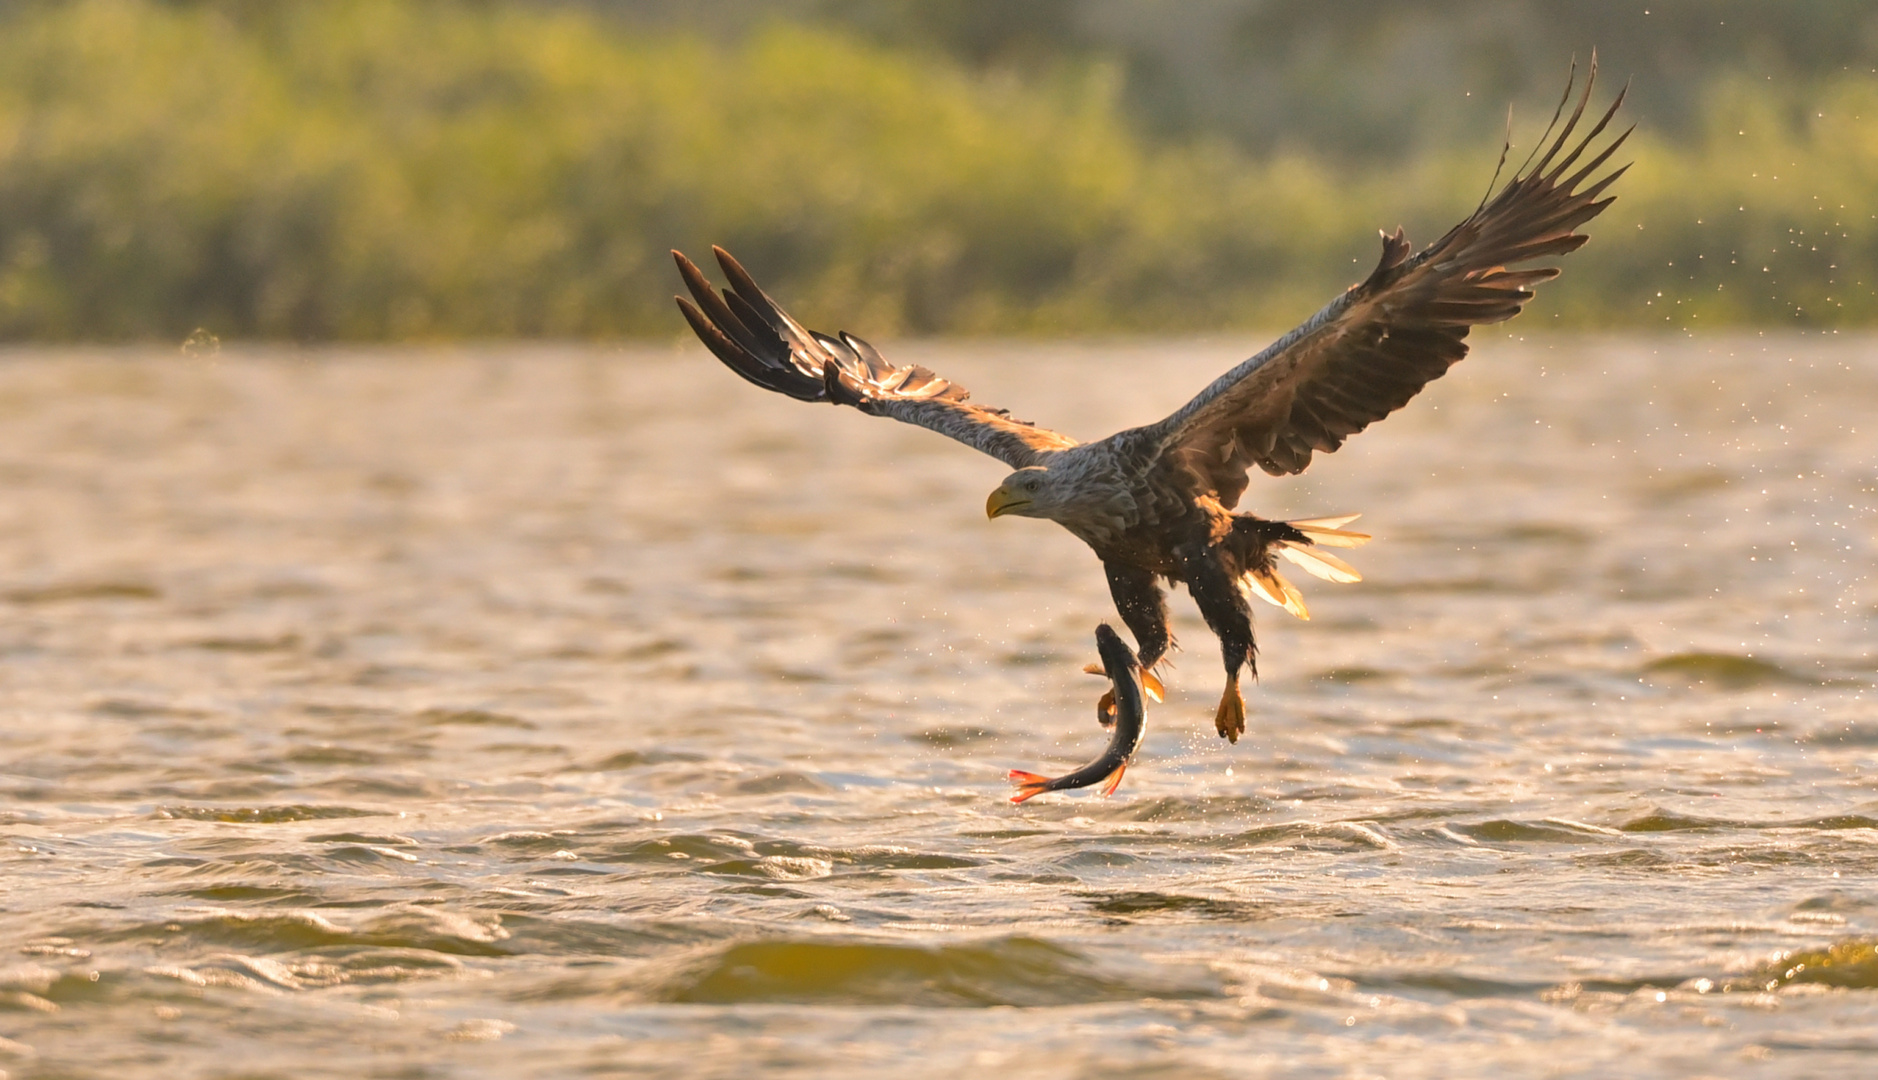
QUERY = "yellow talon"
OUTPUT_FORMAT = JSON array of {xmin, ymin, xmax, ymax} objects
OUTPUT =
[{"xmin": 1213, "ymin": 680, "xmax": 1245, "ymax": 743}]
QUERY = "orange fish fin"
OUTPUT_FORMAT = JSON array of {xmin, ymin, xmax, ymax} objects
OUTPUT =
[
  {"xmin": 1098, "ymin": 762, "xmax": 1128, "ymax": 797},
  {"xmin": 1141, "ymin": 669, "xmax": 1165, "ymax": 702}
]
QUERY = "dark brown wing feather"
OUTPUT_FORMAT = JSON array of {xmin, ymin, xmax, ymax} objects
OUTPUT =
[
  {"xmin": 674, "ymin": 247, "xmax": 1078, "ymax": 469},
  {"xmin": 1147, "ymin": 59, "xmax": 1630, "ymax": 507}
]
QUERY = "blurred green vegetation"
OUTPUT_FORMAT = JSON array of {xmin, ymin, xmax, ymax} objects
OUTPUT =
[
  {"xmin": 608, "ymin": 0, "xmax": 1878, "ymax": 160},
  {"xmin": 0, "ymin": 0, "xmax": 1871, "ymax": 340}
]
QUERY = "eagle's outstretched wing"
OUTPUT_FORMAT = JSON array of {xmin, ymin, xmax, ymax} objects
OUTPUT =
[
  {"xmin": 1146, "ymin": 60, "xmax": 1630, "ymax": 508},
  {"xmin": 675, "ymin": 247, "xmax": 1078, "ymax": 469}
]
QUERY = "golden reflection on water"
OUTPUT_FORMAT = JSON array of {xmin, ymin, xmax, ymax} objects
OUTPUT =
[{"xmin": 0, "ymin": 335, "xmax": 1873, "ymax": 1076}]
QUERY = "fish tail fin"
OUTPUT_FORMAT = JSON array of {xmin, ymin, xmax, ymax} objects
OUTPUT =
[
  {"xmin": 1098, "ymin": 761, "xmax": 1128, "ymax": 797},
  {"xmin": 1007, "ymin": 769, "xmax": 1054, "ymax": 804}
]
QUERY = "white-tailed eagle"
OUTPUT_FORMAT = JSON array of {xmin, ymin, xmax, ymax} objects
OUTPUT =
[{"xmin": 674, "ymin": 63, "xmax": 1628, "ymax": 742}]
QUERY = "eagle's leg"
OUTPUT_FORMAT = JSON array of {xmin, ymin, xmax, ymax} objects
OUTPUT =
[
  {"xmin": 1091, "ymin": 561, "xmax": 1172, "ymax": 726},
  {"xmin": 1178, "ymin": 544, "xmax": 1256, "ymax": 744}
]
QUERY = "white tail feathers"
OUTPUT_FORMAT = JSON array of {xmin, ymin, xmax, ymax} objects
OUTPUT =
[
  {"xmin": 1240, "ymin": 513, "xmax": 1372, "ymax": 620},
  {"xmin": 1289, "ymin": 513, "xmax": 1362, "ymax": 530},
  {"xmin": 1245, "ymin": 564, "xmax": 1311, "ymax": 620},
  {"xmin": 1289, "ymin": 513, "xmax": 1372, "ymax": 549},
  {"xmin": 1277, "ymin": 543, "xmax": 1362, "ymax": 583}
]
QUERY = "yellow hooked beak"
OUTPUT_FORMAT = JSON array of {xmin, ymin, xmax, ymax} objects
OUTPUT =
[{"xmin": 985, "ymin": 484, "xmax": 1031, "ymax": 519}]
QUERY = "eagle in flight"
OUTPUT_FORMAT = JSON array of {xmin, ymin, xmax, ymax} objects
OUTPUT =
[{"xmin": 674, "ymin": 64, "xmax": 1628, "ymax": 743}]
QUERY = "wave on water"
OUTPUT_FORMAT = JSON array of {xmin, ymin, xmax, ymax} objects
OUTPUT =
[
  {"xmin": 151, "ymin": 805, "xmax": 385, "ymax": 824},
  {"xmin": 1741, "ymin": 939, "xmax": 1878, "ymax": 992},
  {"xmin": 1639, "ymin": 652, "xmax": 1821, "ymax": 689},
  {"xmin": 652, "ymin": 936, "xmax": 1224, "ymax": 1007},
  {"xmin": 92, "ymin": 906, "xmax": 513, "ymax": 957}
]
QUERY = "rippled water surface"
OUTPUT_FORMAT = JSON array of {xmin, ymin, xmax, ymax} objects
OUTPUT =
[{"xmin": 1, "ymin": 336, "xmax": 1875, "ymax": 1078}]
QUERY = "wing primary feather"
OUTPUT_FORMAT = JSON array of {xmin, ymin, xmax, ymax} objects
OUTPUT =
[
  {"xmin": 673, "ymin": 296, "xmax": 746, "ymax": 370},
  {"xmin": 674, "ymin": 251, "xmax": 772, "ymax": 360},
  {"xmin": 1473, "ymin": 105, "xmax": 1516, "ymax": 215},
  {"xmin": 719, "ymin": 289, "xmax": 797, "ymax": 369},
  {"xmin": 1575, "ymin": 165, "xmax": 1631, "ymax": 205},
  {"xmin": 1511, "ymin": 54, "xmax": 1579, "ymax": 180},
  {"xmin": 1559, "ymin": 127, "xmax": 1634, "ymax": 193},
  {"xmin": 1483, "ymin": 268, "xmax": 1561, "ymax": 287},
  {"xmin": 1544, "ymin": 82, "xmax": 1631, "ymax": 187},
  {"xmin": 1526, "ymin": 52, "xmax": 1598, "ymax": 181},
  {"xmin": 675, "ymin": 296, "xmax": 820, "ymax": 400},
  {"xmin": 708, "ymin": 246, "xmax": 784, "ymax": 330},
  {"xmin": 712, "ymin": 246, "xmax": 833, "ymax": 365}
]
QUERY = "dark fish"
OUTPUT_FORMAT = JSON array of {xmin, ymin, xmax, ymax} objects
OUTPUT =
[{"xmin": 1009, "ymin": 624, "xmax": 1147, "ymax": 803}]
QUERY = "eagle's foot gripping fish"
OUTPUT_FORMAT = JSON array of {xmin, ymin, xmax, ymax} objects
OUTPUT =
[
  {"xmin": 1086, "ymin": 663, "xmax": 1164, "ymax": 727},
  {"xmin": 1011, "ymin": 624, "xmax": 1149, "ymax": 804}
]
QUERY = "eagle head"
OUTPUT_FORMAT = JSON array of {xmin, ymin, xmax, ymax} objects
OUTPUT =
[{"xmin": 986, "ymin": 466, "xmax": 1056, "ymax": 520}]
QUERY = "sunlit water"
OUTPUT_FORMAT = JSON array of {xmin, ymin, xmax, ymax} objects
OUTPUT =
[{"xmin": 0, "ymin": 336, "xmax": 1873, "ymax": 1079}]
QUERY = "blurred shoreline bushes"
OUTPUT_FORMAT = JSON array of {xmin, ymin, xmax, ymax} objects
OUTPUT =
[{"xmin": 0, "ymin": 0, "xmax": 1871, "ymax": 341}]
